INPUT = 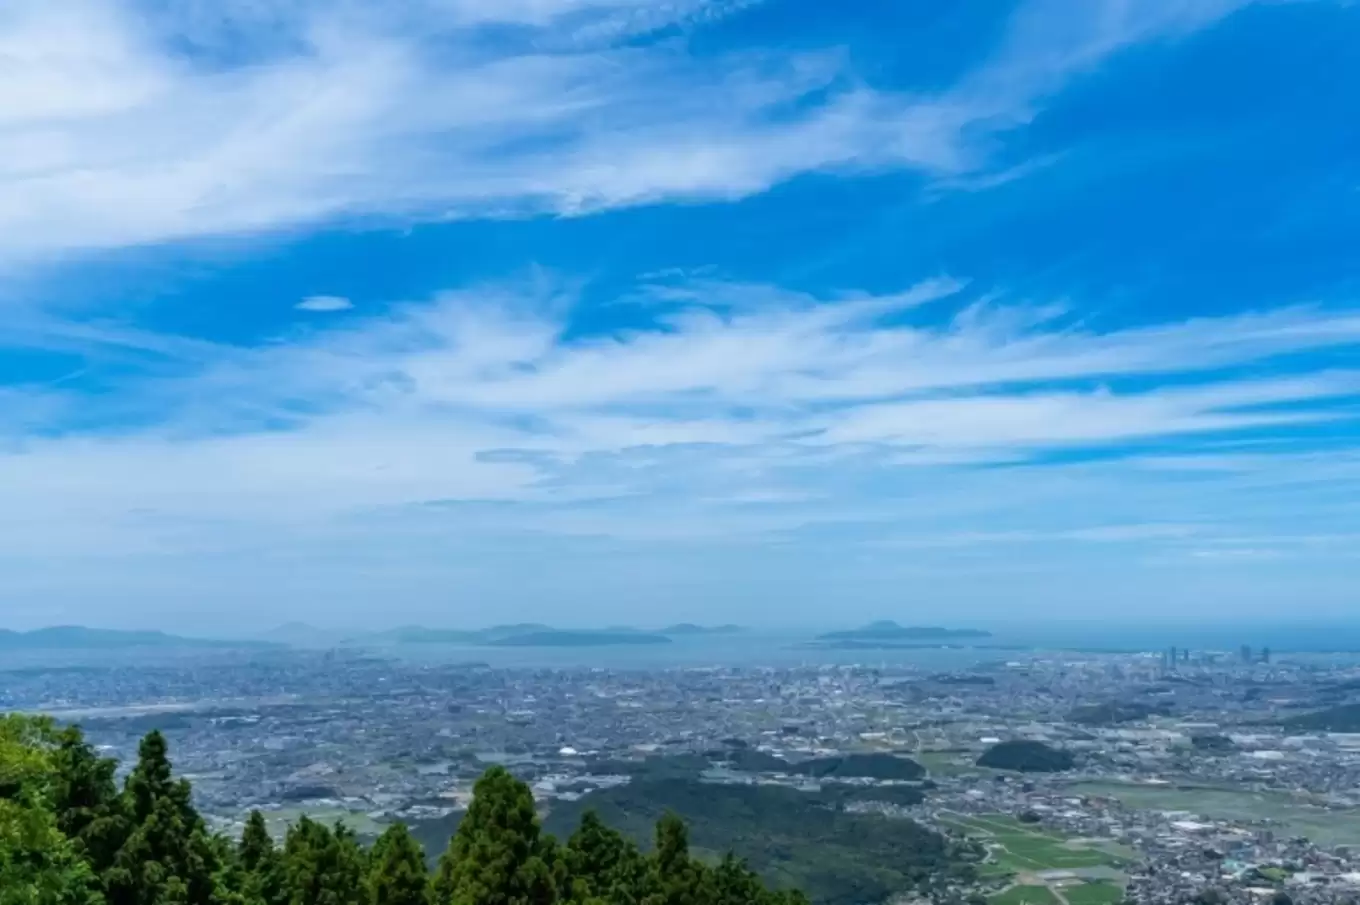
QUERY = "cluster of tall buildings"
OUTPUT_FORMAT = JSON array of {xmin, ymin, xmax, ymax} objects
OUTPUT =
[{"xmin": 1159, "ymin": 644, "xmax": 1271, "ymax": 671}]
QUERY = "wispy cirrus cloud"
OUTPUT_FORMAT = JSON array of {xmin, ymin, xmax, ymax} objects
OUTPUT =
[
  {"xmin": 2, "ymin": 276, "xmax": 1358, "ymax": 564},
  {"xmin": 2, "ymin": 0, "xmax": 1355, "ymax": 629},
  {"xmin": 0, "ymin": 0, "xmax": 1279, "ymax": 265}
]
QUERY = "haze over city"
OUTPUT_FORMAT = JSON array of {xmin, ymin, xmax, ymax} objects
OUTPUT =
[{"xmin": 2, "ymin": 0, "xmax": 1358, "ymax": 632}]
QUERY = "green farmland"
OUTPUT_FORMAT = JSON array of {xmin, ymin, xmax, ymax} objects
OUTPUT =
[
  {"xmin": 989, "ymin": 885, "xmax": 1061, "ymax": 905},
  {"xmin": 940, "ymin": 813, "xmax": 1128, "ymax": 905},
  {"xmin": 1060, "ymin": 883, "xmax": 1124, "ymax": 905},
  {"xmin": 940, "ymin": 813, "xmax": 1125, "ymax": 873},
  {"xmin": 1070, "ymin": 781, "xmax": 1360, "ymax": 848}
]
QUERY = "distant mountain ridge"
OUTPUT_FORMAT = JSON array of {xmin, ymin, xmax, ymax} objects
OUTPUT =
[
  {"xmin": 0, "ymin": 626, "xmax": 277, "ymax": 651},
  {"xmin": 342, "ymin": 623, "xmax": 741, "ymax": 648}
]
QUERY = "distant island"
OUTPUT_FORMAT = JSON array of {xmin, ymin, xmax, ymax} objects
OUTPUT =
[
  {"xmin": 351, "ymin": 624, "xmax": 561, "ymax": 645},
  {"xmin": 486, "ymin": 630, "xmax": 673, "ymax": 647},
  {"xmin": 349, "ymin": 625, "xmax": 674, "ymax": 648},
  {"xmin": 262, "ymin": 622, "xmax": 746, "ymax": 649},
  {"xmin": 660, "ymin": 623, "xmax": 745, "ymax": 636},
  {"xmin": 802, "ymin": 621, "xmax": 993, "ymax": 649},
  {"xmin": 0, "ymin": 626, "xmax": 276, "ymax": 651},
  {"xmin": 354, "ymin": 626, "xmax": 489, "ymax": 645},
  {"xmin": 816, "ymin": 621, "xmax": 992, "ymax": 643}
]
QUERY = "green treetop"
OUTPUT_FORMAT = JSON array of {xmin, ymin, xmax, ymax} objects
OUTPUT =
[
  {"xmin": 431, "ymin": 766, "xmax": 557, "ymax": 905},
  {"xmin": 105, "ymin": 730, "xmax": 221, "ymax": 905},
  {"xmin": 564, "ymin": 810, "xmax": 646, "ymax": 905},
  {"xmin": 2, "ymin": 720, "xmax": 840, "ymax": 905},
  {"xmin": 366, "ymin": 823, "xmax": 429, "ymax": 905},
  {"xmin": 0, "ymin": 714, "xmax": 104, "ymax": 905},
  {"xmin": 282, "ymin": 817, "xmax": 367, "ymax": 905}
]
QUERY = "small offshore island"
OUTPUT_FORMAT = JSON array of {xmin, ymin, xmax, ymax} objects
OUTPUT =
[
  {"xmin": 486, "ymin": 630, "xmax": 673, "ymax": 647},
  {"xmin": 806, "ymin": 620, "xmax": 993, "ymax": 650}
]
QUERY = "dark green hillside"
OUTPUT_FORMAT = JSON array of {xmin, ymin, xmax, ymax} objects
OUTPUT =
[
  {"xmin": 789, "ymin": 752, "xmax": 926, "ymax": 781},
  {"xmin": 1278, "ymin": 702, "xmax": 1360, "ymax": 732},
  {"xmin": 977, "ymin": 740, "xmax": 1075, "ymax": 772},
  {"xmin": 544, "ymin": 776, "xmax": 966, "ymax": 905}
]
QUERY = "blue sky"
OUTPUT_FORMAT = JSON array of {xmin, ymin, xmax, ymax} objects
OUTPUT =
[{"xmin": 2, "ymin": 0, "xmax": 1359, "ymax": 633}]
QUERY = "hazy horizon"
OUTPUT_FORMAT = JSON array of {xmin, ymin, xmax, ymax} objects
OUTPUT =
[
  {"xmin": 2, "ymin": 0, "xmax": 1358, "ymax": 630},
  {"xmin": 10, "ymin": 617, "xmax": 1360, "ymax": 646}
]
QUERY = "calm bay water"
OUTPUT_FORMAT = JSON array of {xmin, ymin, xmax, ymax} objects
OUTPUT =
[
  {"xmin": 8, "ymin": 624, "xmax": 1360, "ymax": 672},
  {"xmin": 381, "ymin": 623, "xmax": 1360, "ymax": 670}
]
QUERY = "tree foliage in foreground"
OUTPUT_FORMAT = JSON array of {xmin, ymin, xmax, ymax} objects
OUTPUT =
[{"xmin": 0, "ymin": 716, "xmax": 808, "ymax": 905}]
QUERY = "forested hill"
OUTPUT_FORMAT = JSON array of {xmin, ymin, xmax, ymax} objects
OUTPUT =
[
  {"xmin": 1278, "ymin": 702, "xmax": 1360, "ymax": 732},
  {"xmin": 544, "ymin": 775, "xmax": 959, "ymax": 905},
  {"xmin": 0, "ymin": 714, "xmax": 808, "ymax": 905},
  {"xmin": 976, "ymin": 740, "xmax": 1076, "ymax": 772}
]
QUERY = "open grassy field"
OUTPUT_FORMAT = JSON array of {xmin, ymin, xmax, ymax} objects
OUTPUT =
[
  {"xmin": 940, "ymin": 813, "xmax": 1124, "ymax": 873},
  {"xmin": 988, "ymin": 885, "xmax": 1061, "ymax": 905},
  {"xmin": 262, "ymin": 805, "xmax": 387, "ymax": 839},
  {"xmin": 915, "ymin": 751, "xmax": 977, "ymax": 777},
  {"xmin": 1061, "ymin": 882, "xmax": 1124, "ymax": 905},
  {"xmin": 1070, "ymin": 781, "xmax": 1360, "ymax": 848}
]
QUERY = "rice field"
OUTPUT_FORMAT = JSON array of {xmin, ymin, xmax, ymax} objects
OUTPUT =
[
  {"xmin": 1060, "ymin": 882, "xmax": 1125, "ymax": 905},
  {"xmin": 940, "ymin": 813, "xmax": 1125, "ymax": 872},
  {"xmin": 988, "ymin": 885, "xmax": 1061, "ymax": 905},
  {"xmin": 1070, "ymin": 781, "xmax": 1360, "ymax": 848}
]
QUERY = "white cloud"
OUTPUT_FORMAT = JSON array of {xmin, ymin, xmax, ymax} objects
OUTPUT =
[
  {"xmin": 1, "ymin": 276, "xmax": 1358, "ymax": 571},
  {"xmin": 0, "ymin": 0, "xmax": 1353, "ymax": 626},
  {"xmin": 0, "ymin": 0, "xmax": 1276, "ymax": 264},
  {"xmin": 296, "ymin": 294, "xmax": 354, "ymax": 312}
]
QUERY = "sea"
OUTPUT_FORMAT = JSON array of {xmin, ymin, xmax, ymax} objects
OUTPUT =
[
  {"xmin": 9, "ymin": 624, "xmax": 1360, "ymax": 672},
  {"xmin": 380, "ymin": 623, "xmax": 1360, "ymax": 671}
]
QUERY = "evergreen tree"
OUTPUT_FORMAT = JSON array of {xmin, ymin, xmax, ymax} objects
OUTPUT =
[
  {"xmin": 234, "ymin": 811, "xmax": 286, "ymax": 905},
  {"xmin": 282, "ymin": 817, "xmax": 366, "ymax": 905},
  {"xmin": 209, "ymin": 832, "xmax": 251, "ymax": 905},
  {"xmin": 712, "ymin": 853, "xmax": 761, "ymax": 905},
  {"xmin": 213, "ymin": 811, "xmax": 282, "ymax": 903},
  {"xmin": 711, "ymin": 853, "xmax": 809, "ymax": 905},
  {"xmin": 565, "ymin": 811, "xmax": 644, "ymax": 905},
  {"xmin": 3, "ymin": 720, "xmax": 823, "ymax": 905},
  {"xmin": 105, "ymin": 731, "xmax": 220, "ymax": 905},
  {"xmin": 366, "ymin": 824, "xmax": 428, "ymax": 905},
  {"xmin": 0, "ymin": 714, "xmax": 104, "ymax": 905},
  {"xmin": 430, "ymin": 766, "xmax": 556, "ymax": 905},
  {"xmin": 643, "ymin": 814, "xmax": 711, "ymax": 905},
  {"xmin": 50, "ymin": 725, "xmax": 130, "ymax": 875},
  {"xmin": 239, "ymin": 813, "xmax": 276, "ymax": 876}
]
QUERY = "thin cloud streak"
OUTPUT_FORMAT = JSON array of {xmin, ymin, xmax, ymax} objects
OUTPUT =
[
  {"xmin": 0, "ymin": 275, "xmax": 1357, "ymax": 564},
  {"xmin": 0, "ymin": 0, "xmax": 1277, "ymax": 264}
]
